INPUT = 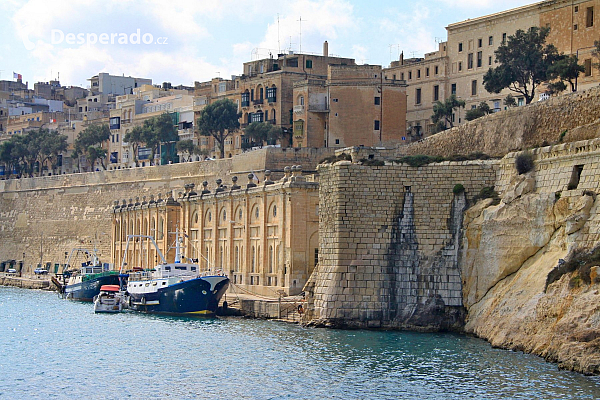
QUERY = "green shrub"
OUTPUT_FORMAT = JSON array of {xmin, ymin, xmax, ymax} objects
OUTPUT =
[
  {"xmin": 396, "ymin": 155, "xmax": 444, "ymax": 167},
  {"xmin": 359, "ymin": 158, "xmax": 385, "ymax": 166},
  {"xmin": 473, "ymin": 186, "xmax": 500, "ymax": 205},
  {"xmin": 558, "ymin": 130, "xmax": 567, "ymax": 142},
  {"xmin": 515, "ymin": 152, "xmax": 534, "ymax": 175},
  {"xmin": 453, "ymin": 184, "xmax": 465, "ymax": 194},
  {"xmin": 546, "ymin": 245, "xmax": 600, "ymax": 291},
  {"xmin": 319, "ymin": 153, "xmax": 352, "ymax": 164}
]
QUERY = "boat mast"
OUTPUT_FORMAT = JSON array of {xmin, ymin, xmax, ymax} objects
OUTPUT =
[{"xmin": 174, "ymin": 227, "xmax": 182, "ymax": 264}]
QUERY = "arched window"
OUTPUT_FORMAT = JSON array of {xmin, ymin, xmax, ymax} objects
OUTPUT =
[
  {"xmin": 299, "ymin": 95, "xmax": 304, "ymax": 105},
  {"xmin": 257, "ymin": 245, "xmax": 261, "ymax": 271},
  {"xmin": 157, "ymin": 216, "xmax": 164, "ymax": 240}
]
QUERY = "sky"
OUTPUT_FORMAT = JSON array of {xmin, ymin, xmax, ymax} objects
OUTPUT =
[{"xmin": 0, "ymin": 0, "xmax": 542, "ymax": 89}]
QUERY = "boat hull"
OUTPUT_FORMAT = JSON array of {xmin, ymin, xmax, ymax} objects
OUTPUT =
[
  {"xmin": 127, "ymin": 276, "xmax": 229, "ymax": 315},
  {"xmin": 65, "ymin": 273, "xmax": 121, "ymax": 302}
]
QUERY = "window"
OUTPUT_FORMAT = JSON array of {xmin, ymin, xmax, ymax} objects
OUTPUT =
[
  {"xmin": 335, "ymin": 139, "xmax": 340, "ymax": 144},
  {"xmin": 489, "ymin": 56, "xmax": 492, "ymax": 66},
  {"xmin": 451, "ymin": 83, "xmax": 456, "ymax": 95},
  {"xmin": 458, "ymin": 42, "xmax": 463, "ymax": 52},
  {"xmin": 374, "ymin": 120, "xmax": 380, "ymax": 130},
  {"xmin": 299, "ymin": 96, "xmax": 304, "ymax": 105},
  {"xmin": 332, "ymin": 98, "xmax": 338, "ymax": 102},
  {"xmin": 415, "ymin": 88, "xmax": 422, "ymax": 104},
  {"xmin": 306, "ymin": 59, "xmax": 313, "ymax": 68},
  {"xmin": 408, "ymin": 71, "xmax": 412, "ymax": 80},
  {"xmin": 250, "ymin": 112, "xmax": 264, "ymax": 123},
  {"xmin": 417, "ymin": 69, "xmax": 421, "ymax": 78},
  {"xmin": 467, "ymin": 53, "xmax": 474, "ymax": 69},
  {"xmin": 458, "ymin": 62, "xmax": 462, "ymax": 72},
  {"xmin": 488, "ymin": 36, "xmax": 493, "ymax": 46},
  {"xmin": 574, "ymin": 24, "xmax": 578, "ymax": 30},
  {"xmin": 287, "ymin": 57, "xmax": 298, "ymax": 67},
  {"xmin": 374, "ymin": 97, "xmax": 381, "ymax": 105},
  {"xmin": 266, "ymin": 87, "xmax": 277, "ymax": 102},
  {"xmin": 478, "ymin": 38, "xmax": 482, "ymax": 48},
  {"xmin": 401, "ymin": 72, "xmax": 405, "ymax": 80},
  {"xmin": 426, "ymin": 67, "xmax": 430, "ymax": 77},
  {"xmin": 575, "ymin": 5, "xmax": 579, "ymax": 12},
  {"xmin": 433, "ymin": 85, "xmax": 439, "ymax": 101},
  {"xmin": 477, "ymin": 51, "xmax": 482, "ymax": 68},
  {"xmin": 584, "ymin": 59, "xmax": 592, "ymax": 76},
  {"xmin": 435, "ymin": 65, "xmax": 439, "ymax": 75},
  {"xmin": 471, "ymin": 80, "xmax": 477, "ymax": 96},
  {"xmin": 502, "ymin": 33, "xmax": 507, "ymax": 43},
  {"xmin": 586, "ymin": 7, "xmax": 594, "ymax": 27}
]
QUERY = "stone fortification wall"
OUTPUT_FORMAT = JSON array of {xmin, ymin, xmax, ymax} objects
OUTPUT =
[
  {"xmin": 0, "ymin": 147, "xmax": 330, "ymax": 275},
  {"xmin": 461, "ymin": 137, "xmax": 600, "ymax": 374},
  {"xmin": 307, "ymin": 160, "xmax": 497, "ymax": 330},
  {"xmin": 400, "ymin": 86, "xmax": 600, "ymax": 158}
]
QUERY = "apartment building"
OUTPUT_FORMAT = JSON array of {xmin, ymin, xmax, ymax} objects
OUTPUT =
[
  {"xmin": 385, "ymin": 0, "xmax": 600, "ymax": 139},
  {"xmin": 293, "ymin": 64, "xmax": 407, "ymax": 148},
  {"xmin": 88, "ymin": 72, "xmax": 152, "ymax": 95}
]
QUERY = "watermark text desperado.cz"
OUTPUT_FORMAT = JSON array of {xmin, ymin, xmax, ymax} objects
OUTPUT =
[{"xmin": 51, "ymin": 29, "xmax": 167, "ymax": 46}]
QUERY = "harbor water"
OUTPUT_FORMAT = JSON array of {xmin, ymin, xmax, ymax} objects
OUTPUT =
[{"xmin": 1, "ymin": 286, "xmax": 599, "ymax": 399}]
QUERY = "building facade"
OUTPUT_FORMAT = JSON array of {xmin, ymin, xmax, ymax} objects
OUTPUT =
[
  {"xmin": 111, "ymin": 167, "xmax": 319, "ymax": 297},
  {"xmin": 293, "ymin": 64, "xmax": 407, "ymax": 148},
  {"xmin": 385, "ymin": 0, "xmax": 600, "ymax": 139}
]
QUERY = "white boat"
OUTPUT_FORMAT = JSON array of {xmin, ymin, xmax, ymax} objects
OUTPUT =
[
  {"xmin": 121, "ymin": 230, "xmax": 229, "ymax": 316},
  {"xmin": 93, "ymin": 285, "xmax": 125, "ymax": 313}
]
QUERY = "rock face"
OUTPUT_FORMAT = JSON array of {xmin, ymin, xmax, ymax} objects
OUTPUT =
[{"xmin": 462, "ymin": 170, "xmax": 600, "ymax": 374}]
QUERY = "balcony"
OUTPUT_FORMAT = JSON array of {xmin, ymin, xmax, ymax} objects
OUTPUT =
[
  {"xmin": 293, "ymin": 105, "xmax": 305, "ymax": 114},
  {"xmin": 253, "ymin": 98, "xmax": 264, "ymax": 105},
  {"xmin": 241, "ymin": 100, "xmax": 250, "ymax": 107},
  {"xmin": 308, "ymin": 104, "xmax": 329, "ymax": 112},
  {"xmin": 267, "ymin": 96, "xmax": 276, "ymax": 104}
]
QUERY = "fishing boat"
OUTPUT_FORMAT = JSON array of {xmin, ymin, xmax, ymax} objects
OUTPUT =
[
  {"xmin": 93, "ymin": 285, "xmax": 125, "ymax": 313},
  {"xmin": 60, "ymin": 248, "xmax": 120, "ymax": 301},
  {"xmin": 121, "ymin": 231, "xmax": 229, "ymax": 316}
]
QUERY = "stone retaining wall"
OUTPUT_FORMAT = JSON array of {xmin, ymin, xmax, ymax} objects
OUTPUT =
[
  {"xmin": 399, "ymin": 86, "xmax": 600, "ymax": 158},
  {"xmin": 308, "ymin": 160, "xmax": 498, "ymax": 330}
]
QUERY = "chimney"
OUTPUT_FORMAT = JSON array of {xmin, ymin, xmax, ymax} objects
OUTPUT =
[
  {"xmin": 323, "ymin": 41, "xmax": 329, "ymax": 57},
  {"xmin": 400, "ymin": 51, "xmax": 404, "ymax": 65}
]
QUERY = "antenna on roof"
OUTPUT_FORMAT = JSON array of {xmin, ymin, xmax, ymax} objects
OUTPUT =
[
  {"xmin": 277, "ymin": 14, "xmax": 281, "ymax": 54},
  {"xmin": 297, "ymin": 16, "xmax": 307, "ymax": 53}
]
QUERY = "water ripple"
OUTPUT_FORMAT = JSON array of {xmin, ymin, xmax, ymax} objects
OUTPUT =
[{"xmin": 1, "ymin": 287, "xmax": 600, "ymax": 400}]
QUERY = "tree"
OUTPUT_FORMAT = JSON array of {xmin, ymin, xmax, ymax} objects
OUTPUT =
[
  {"xmin": 483, "ymin": 26, "xmax": 561, "ymax": 104},
  {"xmin": 465, "ymin": 102, "xmax": 492, "ymax": 121},
  {"xmin": 123, "ymin": 125, "xmax": 144, "ymax": 166},
  {"xmin": 39, "ymin": 130, "xmax": 68, "ymax": 174},
  {"xmin": 141, "ymin": 113, "xmax": 179, "ymax": 164},
  {"xmin": 504, "ymin": 94, "xmax": 517, "ymax": 107},
  {"xmin": 175, "ymin": 139, "xmax": 206, "ymax": 161},
  {"xmin": 431, "ymin": 95, "xmax": 465, "ymax": 130},
  {"xmin": 548, "ymin": 54, "xmax": 585, "ymax": 92},
  {"xmin": 197, "ymin": 99, "xmax": 240, "ymax": 159},
  {"xmin": 591, "ymin": 39, "xmax": 600, "ymax": 72},
  {"xmin": 74, "ymin": 124, "xmax": 110, "ymax": 171}
]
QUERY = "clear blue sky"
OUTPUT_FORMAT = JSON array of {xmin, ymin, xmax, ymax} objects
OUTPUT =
[{"xmin": 0, "ymin": 0, "xmax": 541, "ymax": 89}]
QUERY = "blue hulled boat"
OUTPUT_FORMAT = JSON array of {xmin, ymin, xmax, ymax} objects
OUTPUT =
[
  {"xmin": 62, "ymin": 249, "xmax": 120, "ymax": 302},
  {"xmin": 122, "ymin": 232, "xmax": 229, "ymax": 316}
]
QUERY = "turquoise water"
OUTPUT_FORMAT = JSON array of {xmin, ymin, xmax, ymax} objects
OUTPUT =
[{"xmin": 1, "ymin": 286, "xmax": 599, "ymax": 400}]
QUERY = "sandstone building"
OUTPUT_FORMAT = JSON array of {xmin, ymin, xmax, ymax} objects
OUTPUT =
[
  {"xmin": 385, "ymin": 0, "xmax": 600, "ymax": 139},
  {"xmin": 111, "ymin": 166, "xmax": 319, "ymax": 297}
]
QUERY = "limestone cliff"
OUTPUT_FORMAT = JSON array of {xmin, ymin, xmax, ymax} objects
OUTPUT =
[{"xmin": 462, "ymin": 170, "xmax": 600, "ymax": 375}]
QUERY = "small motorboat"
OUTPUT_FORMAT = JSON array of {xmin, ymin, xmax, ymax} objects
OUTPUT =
[{"xmin": 93, "ymin": 285, "xmax": 125, "ymax": 313}]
